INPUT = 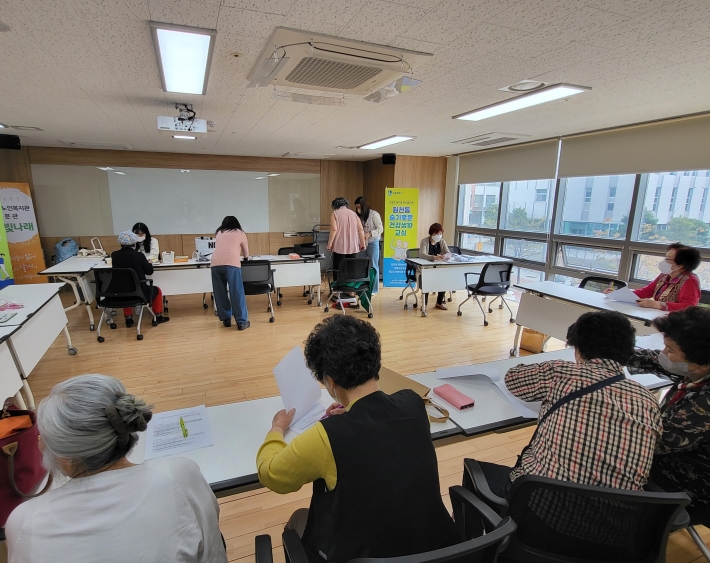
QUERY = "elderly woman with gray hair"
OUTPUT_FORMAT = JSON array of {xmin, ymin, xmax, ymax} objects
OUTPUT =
[{"xmin": 5, "ymin": 374, "xmax": 227, "ymax": 563}]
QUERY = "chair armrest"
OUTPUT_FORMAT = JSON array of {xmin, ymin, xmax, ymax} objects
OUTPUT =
[
  {"xmin": 463, "ymin": 459, "xmax": 509, "ymax": 515},
  {"xmin": 255, "ymin": 534, "xmax": 273, "ymax": 563},
  {"xmin": 140, "ymin": 278, "xmax": 155, "ymax": 288},
  {"xmin": 450, "ymin": 485, "xmax": 502, "ymax": 535},
  {"xmin": 463, "ymin": 272, "xmax": 481, "ymax": 286},
  {"xmin": 672, "ymin": 508, "xmax": 691, "ymax": 531},
  {"xmin": 282, "ymin": 529, "xmax": 310, "ymax": 563}
]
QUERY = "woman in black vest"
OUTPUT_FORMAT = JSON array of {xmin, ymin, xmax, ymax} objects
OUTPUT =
[{"xmin": 257, "ymin": 315, "xmax": 460, "ymax": 562}]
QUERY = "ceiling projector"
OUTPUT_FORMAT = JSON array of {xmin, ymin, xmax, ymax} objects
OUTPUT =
[{"xmin": 157, "ymin": 116, "xmax": 207, "ymax": 133}]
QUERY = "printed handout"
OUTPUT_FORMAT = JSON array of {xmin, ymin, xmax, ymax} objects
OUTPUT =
[{"xmin": 145, "ymin": 405, "xmax": 213, "ymax": 459}]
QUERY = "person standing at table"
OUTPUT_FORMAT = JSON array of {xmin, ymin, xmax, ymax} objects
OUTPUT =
[
  {"xmin": 327, "ymin": 197, "xmax": 366, "ymax": 273},
  {"xmin": 211, "ymin": 215, "xmax": 250, "ymax": 330},
  {"xmin": 132, "ymin": 222, "xmax": 159, "ymax": 263},
  {"xmin": 355, "ymin": 196, "xmax": 383, "ymax": 295},
  {"xmin": 605, "ymin": 243, "xmax": 701, "ymax": 311},
  {"xmin": 419, "ymin": 223, "xmax": 451, "ymax": 310}
]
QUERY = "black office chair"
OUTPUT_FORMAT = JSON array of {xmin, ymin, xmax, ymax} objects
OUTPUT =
[
  {"xmin": 446, "ymin": 245, "xmax": 462, "ymax": 302},
  {"xmin": 93, "ymin": 268, "xmax": 157, "ymax": 342},
  {"xmin": 401, "ymin": 248, "xmax": 420, "ymax": 309},
  {"xmin": 255, "ymin": 485, "xmax": 516, "ymax": 563},
  {"xmin": 463, "ymin": 459, "xmax": 690, "ymax": 563},
  {"xmin": 242, "ymin": 260, "xmax": 276, "ymax": 323},
  {"xmin": 326, "ymin": 257, "xmax": 373, "ymax": 318},
  {"xmin": 686, "ymin": 505, "xmax": 710, "ymax": 561},
  {"xmin": 457, "ymin": 263, "xmax": 515, "ymax": 326},
  {"xmin": 579, "ymin": 276, "xmax": 627, "ymax": 293}
]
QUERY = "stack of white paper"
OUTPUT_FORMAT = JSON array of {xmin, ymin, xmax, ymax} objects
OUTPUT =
[
  {"xmin": 145, "ymin": 405, "xmax": 214, "ymax": 460},
  {"xmin": 605, "ymin": 286, "xmax": 639, "ymax": 304}
]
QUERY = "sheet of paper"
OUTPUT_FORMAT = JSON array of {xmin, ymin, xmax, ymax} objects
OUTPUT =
[
  {"xmin": 273, "ymin": 346, "xmax": 322, "ymax": 426},
  {"xmin": 493, "ymin": 381, "xmax": 541, "ymax": 419},
  {"xmin": 290, "ymin": 403, "xmax": 328, "ymax": 434},
  {"xmin": 627, "ymin": 372, "xmax": 670, "ymax": 389},
  {"xmin": 606, "ymin": 286, "xmax": 639, "ymax": 304},
  {"xmin": 144, "ymin": 405, "xmax": 214, "ymax": 460},
  {"xmin": 436, "ymin": 365, "xmax": 501, "ymax": 382}
]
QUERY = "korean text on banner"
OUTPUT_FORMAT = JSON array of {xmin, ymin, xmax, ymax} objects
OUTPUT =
[
  {"xmin": 0, "ymin": 218, "xmax": 14, "ymax": 289},
  {"xmin": 0, "ymin": 183, "xmax": 45, "ymax": 284},
  {"xmin": 383, "ymin": 188, "xmax": 419, "ymax": 287}
]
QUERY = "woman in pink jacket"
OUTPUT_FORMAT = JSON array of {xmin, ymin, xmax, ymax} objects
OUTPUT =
[{"xmin": 211, "ymin": 216, "xmax": 250, "ymax": 330}]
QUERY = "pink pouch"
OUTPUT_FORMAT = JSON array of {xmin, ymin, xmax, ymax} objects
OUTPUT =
[{"xmin": 433, "ymin": 384, "xmax": 475, "ymax": 410}]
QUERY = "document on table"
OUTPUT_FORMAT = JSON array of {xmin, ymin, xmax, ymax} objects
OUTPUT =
[
  {"xmin": 144, "ymin": 405, "xmax": 214, "ymax": 459},
  {"xmin": 273, "ymin": 346, "xmax": 323, "ymax": 432},
  {"xmin": 290, "ymin": 403, "xmax": 328, "ymax": 434},
  {"xmin": 606, "ymin": 286, "xmax": 639, "ymax": 304}
]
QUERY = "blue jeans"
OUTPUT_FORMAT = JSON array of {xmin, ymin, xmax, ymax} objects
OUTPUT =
[
  {"xmin": 211, "ymin": 265, "xmax": 248, "ymax": 324},
  {"xmin": 366, "ymin": 239, "xmax": 380, "ymax": 293}
]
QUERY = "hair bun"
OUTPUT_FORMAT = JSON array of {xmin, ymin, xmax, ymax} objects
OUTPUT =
[{"xmin": 107, "ymin": 394, "xmax": 153, "ymax": 442}]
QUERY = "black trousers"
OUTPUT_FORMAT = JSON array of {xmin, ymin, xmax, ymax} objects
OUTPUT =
[
  {"xmin": 424, "ymin": 292, "xmax": 446, "ymax": 306},
  {"xmin": 332, "ymin": 252, "xmax": 356, "ymax": 274}
]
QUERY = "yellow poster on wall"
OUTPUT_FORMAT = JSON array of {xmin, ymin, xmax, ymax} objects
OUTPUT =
[
  {"xmin": 383, "ymin": 187, "xmax": 419, "ymax": 287},
  {"xmin": 0, "ymin": 182, "xmax": 46, "ymax": 284}
]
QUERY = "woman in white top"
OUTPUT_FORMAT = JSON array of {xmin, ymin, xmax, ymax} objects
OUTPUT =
[
  {"xmin": 132, "ymin": 222, "xmax": 159, "ymax": 262},
  {"xmin": 355, "ymin": 196, "xmax": 383, "ymax": 295},
  {"xmin": 6, "ymin": 374, "xmax": 227, "ymax": 563}
]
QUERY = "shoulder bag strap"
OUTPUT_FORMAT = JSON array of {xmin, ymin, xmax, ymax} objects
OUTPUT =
[
  {"xmin": 1, "ymin": 442, "xmax": 53, "ymax": 498},
  {"xmin": 514, "ymin": 373, "xmax": 625, "ymax": 470}
]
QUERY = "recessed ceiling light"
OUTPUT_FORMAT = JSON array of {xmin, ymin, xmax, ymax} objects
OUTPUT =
[
  {"xmin": 358, "ymin": 135, "xmax": 414, "ymax": 150},
  {"xmin": 150, "ymin": 22, "xmax": 217, "ymax": 95},
  {"xmin": 114, "ymin": 171, "xmax": 126, "ymax": 175},
  {"xmin": 181, "ymin": 169, "xmax": 190, "ymax": 173},
  {"xmin": 97, "ymin": 167, "xmax": 114, "ymax": 171},
  {"xmin": 173, "ymin": 135, "xmax": 196, "ymax": 140},
  {"xmin": 0, "ymin": 122, "xmax": 7, "ymax": 128},
  {"xmin": 255, "ymin": 177, "xmax": 267, "ymax": 180},
  {"xmin": 268, "ymin": 173, "xmax": 280, "ymax": 177},
  {"xmin": 453, "ymin": 83, "xmax": 591, "ymax": 121},
  {"xmin": 500, "ymin": 80, "xmax": 546, "ymax": 93}
]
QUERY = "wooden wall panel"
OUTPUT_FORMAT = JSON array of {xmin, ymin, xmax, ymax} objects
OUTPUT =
[
  {"xmin": 319, "ymin": 160, "xmax": 364, "ymax": 221},
  {"xmin": 393, "ymin": 156, "xmax": 447, "ymax": 241},
  {"xmin": 182, "ymin": 234, "xmax": 214, "ymax": 257},
  {"xmin": 363, "ymin": 158, "xmax": 395, "ymax": 216},
  {"xmin": 28, "ymin": 147, "xmax": 321, "ymax": 174}
]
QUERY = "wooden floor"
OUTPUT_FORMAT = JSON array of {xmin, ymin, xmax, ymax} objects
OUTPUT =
[{"xmin": 20, "ymin": 284, "xmax": 710, "ymax": 563}]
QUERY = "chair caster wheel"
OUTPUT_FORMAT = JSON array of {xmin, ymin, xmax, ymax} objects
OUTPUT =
[
  {"xmin": 308, "ymin": 299, "xmax": 312, "ymax": 304},
  {"xmin": 413, "ymin": 304, "xmax": 418, "ymax": 309},
  {"xmin": 303, "ymin": 291, "xmax": 308, "ymax": 297},
  {"xmin": 457, "ymin": 311, "xmax": 462, "ymax": 316},
  {"xmin": 447, "ymin": 298, "xmax": 452, "ymax": 302},
  {"xmin": 277, "ymin": 301, "xmax": 282, "ymax": 306},
  {"xmin": 324, "ymin": 307, "xmax": 329, "ymax": 312},
  {"xmin": 267, "ymin": 306, "xmax": 271, "ymax": 312},
  {"xmin": 269, "ymin": 317, "xmax": 274, "ymax": 323},
  {"xmin": 368, "ymin": 313, "xmax": 373, "ymax": 318},
  {"xmin": 422, "ymin": 312, "xmax": 427, "ymax": 317},
  {"xmin": 279, "ymin": 293, "xmax": 283, "ymax": 299},
  {"xmin": 110, "ymin": 310, "xmax": 116, "ymax": 316},
  {"xmin": 110, "ymin": 323, "xmax": 117, "ymax": 329},
  {"xmin": 164, "ymin": 308, "xmax": 169, "ymax": 313},
  {"xmin": 484, "ymin": 321, "xmax": 489, "ymax": 326},
  {"xmin": 152, "ymin": 320, "xmax": 158, "ymax": 326},
  {"xmin": 203, "ymin": 304, "xmax": 208, "ymax": 309},
  {"xmin": 488, "ymin": 308, "xmax": 493, "ymax": 313},
  {"xmin": 404, "ymin": 304, "xmax": 408, "ymax": 310},
  {"xmin": 399, "ymin": 295, "xmax": 403, "ymax": 300},
  {"xmin": 499, "ymin": 305, "xmax": 504, "ymax": 310},
  {"xmin": 137, "ymin": 334, "xmax": 144, "ymax": 341},
  {"xmin": 510, "ymin": 349, "xmax": 518, "ymax": 356},
  {"xmin": 90, "ymin": 324, "xmax": 95, "ymax": 331},
  {"xmin": 510, "ymin": 318, "xmax": 515, "ymax": 323},
  {"xmin": 68, "ymin": 347, "xmax": 78, "ymax": 355},
  {"xmin": 318, "ymin": 302, "xmax": 322, "ymax": 306},
  {"xmin": 97, "ymin": 336, "xmax": 105, "ymax": 343}
]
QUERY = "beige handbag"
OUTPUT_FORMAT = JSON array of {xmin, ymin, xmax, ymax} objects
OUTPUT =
[
  {"xmin": 520, "ymin": 328, "xmax": 547, "ymax": 354},
  {"xmin": 378, "ymin": 367, "xmax": 450, "ymax": 423}
]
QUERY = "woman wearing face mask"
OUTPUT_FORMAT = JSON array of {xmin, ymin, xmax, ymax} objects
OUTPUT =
[
  {"xmin": 627, "ymin": 307, "xmax": 710, "ymax": 510},
  {"xmin": 354, "ymin": 196, "xmax": 383, "ymax": 295},
  {"xmin": 606, "ymin": 242, "xmax": 701, "ymax": 311},
  {"xmin": 132, "ymin": 222, "xmax": 159, "ymax": 263},
  {"xmin": 419, "ymin": 223, "xmax": 450, "ymax": 310}
]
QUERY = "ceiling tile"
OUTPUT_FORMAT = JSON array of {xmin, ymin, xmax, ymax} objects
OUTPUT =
[
  {"xmin": 655, "ymin": 0, "xmax": 710, "ymax": 38},
  {"xmin": 285, "ymin": 0, "xmax": 369, "ymax": 29},
  {"xmin": 4, "ymin": 0, "xmax": 91, "ymax": 35},
  {"xmin": 583, "ymin": 0, "xmax": 668, "ymax": 18},
  {"xmin": 487, "ymin": 0, "xmax": 588, "ymax": 32},
  {"xmin": 339, "ymin": 0, "xmax": 428, "ymax": 45},
  {"xmin": 385, "ymin": 0, "xmax": 442, "ymax": 9},
  {"xmin": 216, "ymin": 7, "xmax": 285, "ymax": 37},
  {"xmin": 34, "ymin": 31, "xmax": 108, "ymax": 69},
  {"xmin": 435, "ymin": 24, "xmax": 531, "ymax": 65},
  {"xmin": 73, "ymin": 0, "xmax": 150, "ymax": 20},
  {"xmin": 148, "ymin": 0, "xmax": 220, "ymax": 28},
  {"xmin": 220, "ymin": 0, "xmax": 295, "ymax": 14}
]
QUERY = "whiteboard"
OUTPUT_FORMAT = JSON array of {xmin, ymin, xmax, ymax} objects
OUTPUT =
[{"xmin": 107, "ymin": 168, "xmax": 270, "ymax": 234}]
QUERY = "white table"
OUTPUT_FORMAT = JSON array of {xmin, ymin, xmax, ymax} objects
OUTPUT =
[
  {"xmin": 250, "ymin": 255, "xmax": 324, "ymax": 307},
  {"xmin": 40, "ymin": 256, "xmax": 105, "ymax": 331},
  {"xmin": 404, "ymin": 255, "xmax": 513, "ymax": 316},
  {"xmin": 511, "ymin": 281, "xmax": 664, "ymax": 356},
  {"xmin": 0, "ymin": 326, "xmax": 25, "ymax": 409},
  {"xmin": 129, "ymin": 387, "xmax": 459, "ymax": 493},
  {"xmin": 0, "ymin": 283, "xmax": 76, "ymax": 409}
]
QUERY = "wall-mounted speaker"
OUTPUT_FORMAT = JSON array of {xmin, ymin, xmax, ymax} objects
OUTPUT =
[
  {"xmin": 382, "ymin": 153, "xmax": 396, "ymax": 165},
  {"xmin": 0, "ymin": 134, "xmax": 21, "ymax": 151}
]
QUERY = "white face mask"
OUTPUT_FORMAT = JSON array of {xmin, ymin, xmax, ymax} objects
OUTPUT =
[
  {"xmin": 658, "ymin": 351, "xmax": 696, "ymax": 377},
  {"xmin": 657, "ymin": 260, "xmax": 674, "ymax": 275},
  {"xmin": 135, "ymin": 235, "xmax": 146, "ymax": 243},
  {"xmin": 431, "ymin": 234, "xmax": 442, "ymax": 243}
]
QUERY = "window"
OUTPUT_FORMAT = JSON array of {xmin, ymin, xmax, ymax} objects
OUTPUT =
[
  {"xmin": 557, "ymin": 175, "xmax": 635, "ymax": 239},
  {"xmin": 636, "ymin": 171, "xmax": 710, "ymax": 247},
  {"xmin": 553, "ymin": 274, "xmax": 583, "ymax": 287},
  {"xmin": 633, "ymin": 252, "xmax": 710, "ymax": 290},
  {"xmin": 457, "ymin": 183, "xmax": 501, "ymax": 228},
  {"xmin": 460, "ymin": 233, "xmax": 495, "ymax": 254},
  {"xmin": 510, "ymin": 267, "xmax": 545, "ymax": 285},
  {"xmin": 502, "ymin": 238, "xmax": 547, "ymax": 263},
  {"xmin": 500, "ymin": 179, "xmax": 555, "ymax": 233},
  {"xmin": 555, "ymin": 244, "xmax": 622, "ymax": 274},
  {"xmin": 609, "ymin": 187, "xmax": 617, "ymax": 199}
]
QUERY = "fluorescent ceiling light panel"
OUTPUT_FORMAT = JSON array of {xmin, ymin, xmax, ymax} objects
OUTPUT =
[
  {"xmin": 173, "ymin": 135, "xmax": 196, "ymax": 140},
  {"xmin": 358, "ymin": 135, "xmax": 414, "ymax": 150},
  {"xmin": 150, "ymin": 22, "xmax": 216, "ymax": 95},
  {"xmin": 268, "ymin": 174, "xmax": 280, "ymax": 177},
  {"xmin": 453, "ymin": 83, "xmax": 591, "ymax": 121},
  {"xmin": 114, "ymin": 171, "xmax": 126, "ymax": 175},
  {"xmin": 0, "ymin": 123, "xmax": 7, "ymax": 128},
  {"xmin": 255, "ymin": 177, "xmax": 267, "ymax": 180},
  {"xmin": 97, "ymin": 167, "xmax": 114, "ymax": 171}
]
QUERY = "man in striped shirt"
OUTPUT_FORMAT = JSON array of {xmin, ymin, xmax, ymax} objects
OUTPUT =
[{"xmin": 476, "ymin": 311, "xmax": 662, "ymax": 497}]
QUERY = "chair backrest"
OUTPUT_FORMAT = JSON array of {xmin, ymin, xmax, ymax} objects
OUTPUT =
[
  {"xmin": 294, "ymin": 242, "xmax": 318, "ymax": 256},
  {"xmin": 579, "ymin": 276, "xmax": 627, "ymax": 293},
  {"xmin": 93, "ymin": 268, "xmax": 147, "ymax": 304},
  {"xmin": 406, "ymin": 248, "xmax": 419, "ymax": 259},
  {"xmin": 336, "ymin": 258, "xmax": 371, "ymax": 285},
  {"xmin": 448, "ymin": 245, "xmax": 461, "ymax": 255},
  {"xmin": 278, "ymin": 246, "xmax": 295, "ymax": 255},
  {"xmin": 505, "ymin": 475, "xmax": 690, "ymax": 563},
  {"xmin": 472, "ymin": 262, "xmax": 512, "ymax": 291},
  {"xmin": 242, "ymin": 260, "xmax": 274, "ymax": 285}
]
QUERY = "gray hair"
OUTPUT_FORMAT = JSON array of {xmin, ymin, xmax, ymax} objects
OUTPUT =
[{"xmin": 38, "ymin": 374, "xmax": 153, "ymax": 474}]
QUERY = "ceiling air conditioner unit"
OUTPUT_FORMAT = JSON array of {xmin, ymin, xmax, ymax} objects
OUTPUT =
[{"xmin": 248, "ymin": 27, "xmax": 432, "ymax": 95}]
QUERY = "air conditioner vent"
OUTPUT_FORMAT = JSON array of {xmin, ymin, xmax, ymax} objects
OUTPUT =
[
  {"xmin": 452, "ymin": 132, "xmax": 530, "ymax": 148},
  {"xmin": 285, "ymin": 57, "xmax": 382, "ymax": 90}
]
